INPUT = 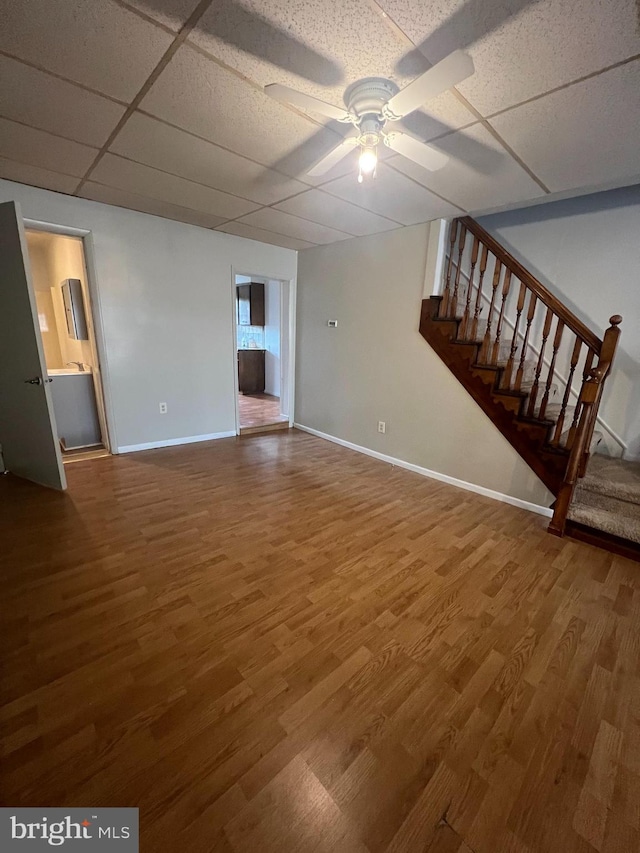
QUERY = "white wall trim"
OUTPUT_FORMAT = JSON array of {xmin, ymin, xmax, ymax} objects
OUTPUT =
[
  {"xmin": 118, "ymin": 431, "xmax": 236, "ymax": 454},
  {"xmin": 294, "ymin": 423, "xmax": 553, "ymax": 518},
  {"xmin": 24, "ymin": 218, "xmax": 90, "ymax": 238}
]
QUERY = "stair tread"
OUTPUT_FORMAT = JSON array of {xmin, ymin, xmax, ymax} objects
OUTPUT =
[
  {"xmin": 572, "ymin": 485, "xmax": 640, "ymax": 520},
  {"xmin": 567, "ymin": 502, "xmax": 640, "ymax": 545},
  {"xmin": 579, "ymin": 454, "xmax": 640, "ymax": 503}
]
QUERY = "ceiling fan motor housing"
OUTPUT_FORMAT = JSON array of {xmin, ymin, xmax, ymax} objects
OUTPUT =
[{"xmin": 344, "ymin": 77, "xmax": 399, "ymax": 120}]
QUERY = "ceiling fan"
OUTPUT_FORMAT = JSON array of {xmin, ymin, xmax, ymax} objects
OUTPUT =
[{"xmin": 264, "ymin": 50, "xmax": 474, "ymax": 182}]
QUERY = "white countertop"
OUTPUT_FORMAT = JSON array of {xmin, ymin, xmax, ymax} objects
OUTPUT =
[{"xmin": 47, "ymin": 368, "xmax": 93, "ymax": 376}]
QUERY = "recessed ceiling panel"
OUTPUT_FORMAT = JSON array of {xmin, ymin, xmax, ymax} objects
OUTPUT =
[
  {"xmin": 389, "ymin": 123, "xmax": 544, "ymax": 212},
  {"xmin": 188, "ymin": 0, "xmax": 476, "ymax": 134},
  {"xmin": 89, "ymin": 154, "xmax": 260, "ymax": 219},
  {"xmin": 123, "ymin": 0, "xmax": 202, "ymax": 31},
  {"xmin": 275, "ymin": 189, "xmax": 402, "ymax": 236},
  {"xmin": 141, "ymin": 46, "xmax": 346, "ymax": 176},
  {"xmin": 490, "ymin": 61, "xmax": 640, "ymax": 193},
  {"xmin": 111, "ymin": 112, "xmax": 309, "ymax": 204},
  {"xmin": 0, "ymin": 55, "xmax": 127, "ymax": 148},
  {"xmin": 378, "ymin": 0, "xmax": 640, "ymax": 117},
  {"xmin": 0, "ymin": 118, "xmax": 98, "ymax": 178},
  {"xmin": 322, "ymin": 162, "xmax": 460, "ymax": 224},
  {"xmin": 0, "ymin": 157, "xmax": 79, "ymax": 194},
  {"xmin": 79, "ymin": 181, "xmax": 227, "ymax": 229},
  {"xmin": 216, "ymin": 221, "xmax": 316, "ymax": 250},
  {"xmin": 0, "ymin": 0, "xmax": 173, "ymax": 102},
  {"xmin": 235, "ymin": 208, "xmax": 352, "ymax": 244}
]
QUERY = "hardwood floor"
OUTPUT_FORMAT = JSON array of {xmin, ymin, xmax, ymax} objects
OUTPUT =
[
  {"xmin": 1, "ymin": 430, "xmax": 639, "ymax": 852},
  {"xmin": 238, "ymin": 392, "xmax": 288, "ymax": 429}
]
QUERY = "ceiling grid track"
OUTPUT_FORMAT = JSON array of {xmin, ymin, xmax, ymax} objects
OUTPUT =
[
  {"xmin": 73, "ymin": 0, "xmax": 218, "ymax": 196},
  {"xmin": 0, "ymin": 0, "xmax": 638, "ymax": 247}
]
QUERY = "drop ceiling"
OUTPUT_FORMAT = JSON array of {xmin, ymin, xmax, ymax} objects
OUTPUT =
[{"xmin": 1, "ymin": 0, "xmax": 639, "ymax": 249}]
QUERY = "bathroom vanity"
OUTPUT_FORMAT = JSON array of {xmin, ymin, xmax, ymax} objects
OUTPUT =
[{"xmin": 48, "ymin": 368, "xmax": 102, "ymax": 450}]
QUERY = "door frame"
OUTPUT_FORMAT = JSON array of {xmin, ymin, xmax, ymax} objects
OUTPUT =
[
  {"xmin": 24, "ymin": 218, "xmax": 117, "ymax": 454},
  {"xmin": 230, "ymin": 267, "xmax": 296, "ymax": 435}
]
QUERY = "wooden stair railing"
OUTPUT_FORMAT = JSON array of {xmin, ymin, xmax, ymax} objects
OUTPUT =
[{"xmin": 422, "ymin": 215, "xmax": 622, "ymax": 533}]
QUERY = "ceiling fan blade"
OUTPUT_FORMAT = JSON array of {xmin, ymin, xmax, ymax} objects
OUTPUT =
[
  {"xmin": 384, "ymin": 132, "xmax": 449, "ymax": 171},
  {"xmin": 265, "ymin": 84, "xmax": 352, "ymax": 122},
  {"xmin": 385, "ymin": 50, "xmax": 474, "ymax": 119},
  {"xmin": 307, "ymin": 137, "xmax": 358, "ymax": 177}
]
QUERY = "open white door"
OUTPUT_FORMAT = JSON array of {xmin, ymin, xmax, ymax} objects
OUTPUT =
[{"xmin": 0, "ymin": 201, "xmax": 66, "ymax": 489}]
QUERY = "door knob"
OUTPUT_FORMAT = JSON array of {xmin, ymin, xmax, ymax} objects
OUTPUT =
[{"xmin": 25, "ymin": 377, "xmax": 52, "ymax": 385}]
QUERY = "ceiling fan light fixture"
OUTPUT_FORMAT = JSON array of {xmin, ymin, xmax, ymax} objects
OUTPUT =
[{"xmin": 358, "ymin": 144, "xmax": 378, "ymax": 177}]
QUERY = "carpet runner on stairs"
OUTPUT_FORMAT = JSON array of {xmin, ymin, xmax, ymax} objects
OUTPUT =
[{"xmin": 568, "ymin": 454, "xmax": 640, "ymax": 544}]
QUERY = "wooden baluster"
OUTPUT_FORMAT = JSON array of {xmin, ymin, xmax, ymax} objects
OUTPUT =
[
  {"xmin": 460, "ymin": 235, "xmax": 479, "ymax": 339},
  {"xmin": 490, "ymin": 269, "xmax": 512, "ymax": 365},
  {"xmin": 470, "ymin": 243, "xmax": 488, "ymax": 341},
  {"xmin": 514, "ymin": 291, "xmax": 537, "ymax": 392},
  {"xmin": 479, "ymin": 258, "xmax": 502, "ymax": 363},
  {"xmin": 450, "ymin": 224, "xmax": 467, "ymax": 318},
  {"xmin": 578, "ymin": 315, "xmax": 622, "ymax": 475},
  {"xmin": 526, "ymin": 306, "xmax": 553, "ymax": 418},
  {"xmin": 566, "ymin": 348, "xmax": 595, "ymax": 449},
  {"xmin": 441, "ymin": 220, "xmax": 458, "ymax": 317},
  {"xmin": 551, "ymin": 336, "xmax": 582, "ymax": 446},
  {"xmin": 502, "ymin": 280, "xmax": 526, "ymax": 389},
  {"xmin": 538, "ymin": 317, "xmax": 564, "ymax": 421}
]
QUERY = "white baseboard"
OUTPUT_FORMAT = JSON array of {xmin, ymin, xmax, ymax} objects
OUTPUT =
[
  {"xmin": 294, "ymin": 423, "xmax": 553, "ymax": 518},
  {"xmin": 117, "ymin": 431, "xmax": 236, "ymax": 454}
]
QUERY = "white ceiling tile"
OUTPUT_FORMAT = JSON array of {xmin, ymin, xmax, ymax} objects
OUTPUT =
[
  {"xmin": 122, "ymin": 0, "xmax": 202, "ymax": 31},
  {"xmin": 275, "ymin": 189, "xmax": 402, "ymax": 236},
  {"xmin": 140, "ymin": 45, "xmax": 346, "ymax": 177},
  {"xmin": 235, "ymin": 208, "xmax": 352, "ymax": 244},
  {"xmin": 0, "ymin": 118, "xmax": 97, "ymax": 177},
  {"xmin": 0, "ymin": 157, "xmax": 79, "ymax": 194},
  {"xmin": 378, "ymin": 0, "xmax": 640, "ymax": 116},
  {"xmin": 89, "ymin": 154, "xmax": 261, "ymax": 219},
  {"xmin": 321, "ymin": 162, "xmax": 460, "ymax": 224},
  {"xmin": 0, "ymin": 55, "xmax": 126, "ymax": 148},
  {"xmin": 388, "ymin": 123, "xmax": 544, "ymax": 213},
  {"xmin": 490, "ymin": 61, "xmax": 640, "ymax": 194},
  {"xmin": 188, "ymin": 0, "xmax": 476, "ymax": 133},
  {"xmin": 79, "ymin": 181, "xmax": 226, "ymax": 228},
  {"xmin": 216, "ymin": 222, "xmax": 315, "ymax": 251},
  {"xmin": 0, "ymin": 0, "xmax": 173, "ymax": 102},
  {"xmin": 111, "ymin": 112, "xmax": 309, "ymax": 204}
]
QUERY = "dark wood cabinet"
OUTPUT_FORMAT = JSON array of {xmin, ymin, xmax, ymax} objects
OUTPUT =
[
  {"xmin": 237, "ymin": 283, "xmax": 265, "ymax": 326},
  {"xmin": 238, "ymin": 349, "xmax": 265, "ymax": 394}
]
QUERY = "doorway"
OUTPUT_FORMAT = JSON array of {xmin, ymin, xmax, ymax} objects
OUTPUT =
[
  {"xmin": 24, "ymin": 229, "xmax": 110, "ymax": 462},
  {"xmin": 234, "ymin": 274, "xmax": 293, "ymax": 435}
]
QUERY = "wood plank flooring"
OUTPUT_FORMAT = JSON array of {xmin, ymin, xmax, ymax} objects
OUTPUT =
[
  {"xmin": 1, "ymin": 429, "xmax": 639, "ymax": 852},
  {"xmin": 238, "ymin": 393, "xmax": 288, "ymax": 429}
]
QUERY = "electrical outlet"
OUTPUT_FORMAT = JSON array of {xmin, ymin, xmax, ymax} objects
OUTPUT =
[
  {"xmin": 159, "ymin": 402, "xmax": 168, "ymax": 414},
  {"xmin": 377, "ymin": 421, "xmax": 386, "ymax": 434}
]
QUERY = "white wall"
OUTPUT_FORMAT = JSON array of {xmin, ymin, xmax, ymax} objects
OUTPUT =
[
  {"xmin": 478, "ymin": 184, "xmax": 640, "ymax": 460},
  {"xmin": 46, "ymin": 235, "xmax": 94, "ymax": 369},
  {"xmin": 264, "ymin": 279, "xmax": 280, "ymax": 397},
  {"xmin": 295, "ymin": 224, "xmax": 553, "ymax": 510},
  {"xmin": 28, "ymin": 240, "xmax": 64, "ymax": 368},
  {"xmin": 0, "ymin": 179, "xmax": 297, "ymax": 452}
]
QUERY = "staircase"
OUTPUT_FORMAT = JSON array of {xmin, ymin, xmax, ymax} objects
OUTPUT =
[{"xmin": 420, "ymin": 216, "xmax": 638, "ymax": 559}]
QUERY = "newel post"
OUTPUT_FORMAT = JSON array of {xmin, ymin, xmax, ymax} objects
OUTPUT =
[{"xmin": 578, "ymin": 315, "xmax": 622, "ymax": 477}]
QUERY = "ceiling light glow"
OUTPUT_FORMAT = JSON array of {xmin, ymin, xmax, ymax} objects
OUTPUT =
[{"xmin": 358, "ymin": 145, "xmax": 378, "ymax": 175}]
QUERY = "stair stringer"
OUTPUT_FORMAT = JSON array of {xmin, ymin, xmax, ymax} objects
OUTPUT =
[{"xmin": 420, "ymin": 296, "xmax": 567, "ymax": 496}]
